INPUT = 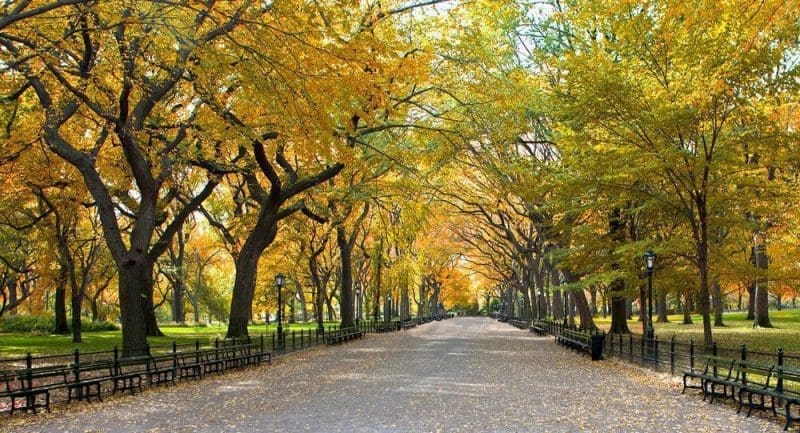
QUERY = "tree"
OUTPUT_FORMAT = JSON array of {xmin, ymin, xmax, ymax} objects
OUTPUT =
[{"xmin": 0, "ymin": 1, "xmax": 252, "ymax": 353}]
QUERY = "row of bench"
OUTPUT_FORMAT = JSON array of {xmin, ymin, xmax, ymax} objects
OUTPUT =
[
  {"xmin": 1, "ymin": 343, "xmax": 270, "ymax": 415},
  {"xmin": 324, "ymin": 327, "xmax": 364, "ymax": 344},
  {"xmin": 683, "ymin": 355, "xmax": 800, "ymax": 430}
]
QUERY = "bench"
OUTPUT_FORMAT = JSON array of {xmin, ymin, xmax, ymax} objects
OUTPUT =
[
  {"xmin": 2, "ymin": 365, "xmax": 69, "ymax": 415},
  {"xmin": 400, "ymin": 321, "xmax": 417, "ymax": 331},
  {"xmin": 112, "ymin": 357, "xmax": 145, "ymax": 394},
  {"xmin": 730, "ymin": 361, "xmax": 777, "ymax": 417},
  {"xmin": 177, "ymin": 352, "xmax": 203, "ymax": 381},
  {"xmin": 374, "ymin": 323, "xmax": 395, "ymax": 333},
  {"xmin": 146, "ymin": 354, "xmax": 176, "ymax": 386},
  {"xmin": 237, "ymin": 342, "xmax": 271, "ymax": 366},
  {"xmin": 529, "ymin": 320, "xmax": 548, "ymax": 335},
  {"xmin": 324, "ymin": 327, "xmax": 364, "ymax": 344},
  {"xmin": 200, "ymin": 349, "xmax": 225, "ymax": 376},
  {"xmin": 508, "ymin": 319, "xmax": 529, "ymax": 330},
  {"xmin": 773, "ymin": 366, "xmax": 800, "ymax": 431},
  {"xmin": 556, "ymin": 329, "xmax": 592, "ymax": 355},
  {"xmin": 682, "ymin": 355, "xmax": 735, "ymax": 401},
  {"xmin": 67, "ymin": 360, "xmax": 115, "ymax": 403}
]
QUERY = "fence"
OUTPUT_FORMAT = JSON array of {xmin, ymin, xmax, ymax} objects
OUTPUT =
[{"xmin": 1, "ymin": 317, "xmax": 432, "ymax": 415}]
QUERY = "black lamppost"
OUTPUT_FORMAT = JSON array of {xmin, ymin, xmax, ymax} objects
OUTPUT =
[
  {"xmin": 275, "ymin": 273, "xmax": 284, "ymax": 348},
  {"xmin": 355, "ymin": 282, "xmax": 362, "ymax": 327},
  {"xmin": 644, "ymin": 251, "xmax": 656, "ymax": 343}
]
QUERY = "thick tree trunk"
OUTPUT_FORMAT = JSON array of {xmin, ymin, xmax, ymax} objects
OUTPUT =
[
  {"xmin": 712, "ymin": 280, "xmax": 724, "ymax": 326},
  {"xmin": 656, "ymin": 290, "xmax": 669, "ymax": 323},
  {"xmin": 682, "ymin": 290, "xmax": 694, "ymax": 325},
  {"xmin": 608, "ymin": 209, "xmax": 630, "ymax": 334},
  {"xmin": 552, "ymin": 289, "xmax": 563, "ymax": 321},
  {"xmin": 70, "ymin": 279, "xmax": 83, "ymax": 343},
  {"xmin": 226, "ymin": 203, "xmax": 280, "ymax": 338},
  {"xmin": 172, "ymin": 278, "xmax": 185, "ymax": 324},
  {"xmin": 118, "ymin": 258, "xmax": 151, "ymax": 355},
  {"xmin": 752, "ymin": 242, "xmax": 772, "ymax": 327},
  {"xmin": 609, "ymin": 280, "xmax": 630, "ymax": 334},
  {"xmin": 336, "ymin": 226, "xmax": 354, "ymax": 328},
  {"xmin": 563, "ymin": 270, "xmax": 595, "ymax": 329},
  {"xmin": 54, "ymin": 269, "xmax": 69, "ymax": 335}
]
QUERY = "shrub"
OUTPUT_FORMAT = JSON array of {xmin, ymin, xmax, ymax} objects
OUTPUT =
[
  {"xmin": 80, "ymin": 320, "xmax": 119, "ymax": 332},
  {"xmin": 0, "ymin": 314, "xmax": 55, "ymax": 334}
]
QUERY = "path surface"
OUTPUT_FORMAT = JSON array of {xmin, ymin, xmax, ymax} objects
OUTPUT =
[{"xmin": 4, "ymin": 317, "xmax": 780, "ymax": 433}]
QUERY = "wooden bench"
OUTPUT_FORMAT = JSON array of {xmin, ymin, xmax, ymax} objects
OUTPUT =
[
  {"xmin": 2, "ymin": 370, "xmax": 52, "ymax": 415},
  {"xmin": 730, "ymin": 361, "xmax": 777, "ymax": 417},
  {"xmin": 529, "ymin": 320, "xmax": 548, "ymax": 335},
  {"xmin": 2, "ymin": 365, "xmax": 69, "ymax": 415},
  {"xmin": 682, "ymin": 355, "xmax": 735, "ymax": 400},
  {"xmin": 374, "ymin": 323, "xmax": 395, "ymax": 333},
  {"xmin": 112, "ymin": 356, "xmax": 145, "ymax": 394},
  {"xmin": 238, "ymin": 342, "xmax": 271, "ymax": 366},
  {"xmin": 508, "ymin": 319, "xmax": 529, "ymax": 330},
  {"xmin": 146, "ymin": 354, "xmax": 176, "ymax": 386},
  {"xmin": 67, "ymin": 360, "xmax": 115, "ymax": 403},
  {"xmin": 556, "ymin": 329, "xmax": 592, "ymax": 355},
  {"xmin": 324, "ymin": 327, "xmax": 364, "ymax": 344},
  {"xmin": 200, "ymin": 349, "xmax": 225, "ymax": 376},
  {"xmin": 772, "ymin": 366, "xmax": 800, "ymax": 431},
  {"xmin": 400, "ymin": 321, "xmax": 417, "ymax": 331},
  {"xmin": 177, "ymin": 352, "xmax": 203, "ymax": 381}
]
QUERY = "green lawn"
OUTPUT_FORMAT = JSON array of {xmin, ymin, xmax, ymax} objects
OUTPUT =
[
  {"xmin": 593, "ymin": 309, "xmax": 800, "ymax": 354},
  {"xmin": 0, "ymin": 322, "xmax": 338, "ymax": 359}
]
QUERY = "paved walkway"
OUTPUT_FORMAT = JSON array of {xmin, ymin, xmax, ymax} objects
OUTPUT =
[{"xmin": 3, "ymin": 317, "xmax": 781, "ymax": 432}]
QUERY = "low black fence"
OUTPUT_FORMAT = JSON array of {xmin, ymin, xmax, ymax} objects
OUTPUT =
[
  {"xmin": 603, "ymin": 332, "xmax": 800, "ymax": 390},
  {"xmin": 1, "ymin": 317, "xmax": 434, "ymax": 416}
]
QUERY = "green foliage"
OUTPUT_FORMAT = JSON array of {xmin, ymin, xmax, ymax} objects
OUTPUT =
[
  {"xmin": 0, "ymin": 314, "xmax": 55, "ymax": 334},
  {"xmin": 80, "ymin": 320, "xmax": 120, "ymax": 332},
  {"xmin": 0, "ymin": 314, "xmax": 120, "ymax": 334}
]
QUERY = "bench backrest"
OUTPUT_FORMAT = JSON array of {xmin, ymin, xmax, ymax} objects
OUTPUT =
[
  {"xmin": 774, "ymin": 366, "xmax": 800, "ymax": 398},
  {"xmin": 702, "ymin": 356, "xmax": 735, "ymax": 378},
  {"xmin": 15, "ymin": 365, "xmax": 70, "ymax": 390},
  {"xmin": 72, "ymin": 360, "xmax": 114, "ymax": 381},
  {"xmin": 734, "ymin": 361, "xmax": 772, "ymax": 387}
]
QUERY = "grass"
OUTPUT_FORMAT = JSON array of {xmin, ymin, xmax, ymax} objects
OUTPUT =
[
  {"xmin": 593, "ymin": 309, "xmax": 800, "ymax": 354},
  {"xmin": 0, "ymin": 322, "xmax": 338, "ymax": 359}
]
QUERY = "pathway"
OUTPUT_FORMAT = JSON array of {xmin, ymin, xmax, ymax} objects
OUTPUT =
[{"xmin": 3, "ymin": 317, "xmax": 781, "ymax": 432}]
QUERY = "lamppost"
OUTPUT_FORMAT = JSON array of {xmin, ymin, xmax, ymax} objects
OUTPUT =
[
  {"xmin": 275, "ymin": 273, "xmax": 284, "ymax": 349},
  {"xmin": 355, "ymin": 282, "xmax": 362, "ymax": 327},
  {"xmin": 644, "ymin": 251, "xmax": 656, "ymax": 344}
]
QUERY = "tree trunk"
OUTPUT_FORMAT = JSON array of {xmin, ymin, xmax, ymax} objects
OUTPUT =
[
  {"xmin": 172, "ymin": 277, "xmax": 185, "ymax": 324},
  {"xmin": 226, "ymin": 204, "xmax": 279, "ymax": 338},
  {"xmin": 336, "ymin": 226, "xmax": 354, "ymax": 328},
  {"xmin": 656, "ymin": 290, "xmax": 669, "ymax": 323},
  {"xmin": 54, "ymin": 267, "xmax": 69, "ymax": 335},
  {"xmin": 552, "ymin": 289, "xmax": 563, "ymax": 321},
  {"xmin": 711, "ymin": 280, "xmax": 724, "ymax": 326},
  {"xmin": 682, "ymin": 290, "xmax": 693, "ymax": 325},
  {"xmin": 118, "ymin": 259, "xmax": 151, "ymax": 355},
  {"xmin": 752, "ymin": 242, "xmax": 772, "ymax": 327},
  {"xmin": 373, "ymin": 240, "xmax": 382, "ymax": 322},
  {"xmin": 608, "ymin": 209, "xmax": 630, "ymax": 334}
]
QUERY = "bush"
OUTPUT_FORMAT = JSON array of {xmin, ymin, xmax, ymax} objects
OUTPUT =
[
  {"xmin": 0, "ymin": 314, "xmax": 55, "ymax": 334},
  {"xmin": 80, "ymin": 320, "xmax": 119, "ymax": 332}
]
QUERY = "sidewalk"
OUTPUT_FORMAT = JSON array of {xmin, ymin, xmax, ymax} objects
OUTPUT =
[{"xmin": 3, "ymin": 317, "xmax": 781, "ymax": 432}]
